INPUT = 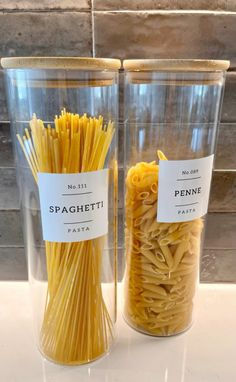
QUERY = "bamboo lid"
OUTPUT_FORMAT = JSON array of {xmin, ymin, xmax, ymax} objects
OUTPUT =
[
  {"xmin": 123, "ymin": 59, "xmax": 230, "ymax": 72},
  {"xmin": 1, "ymin": 57, "xmax": 121, "ymax": 70}
]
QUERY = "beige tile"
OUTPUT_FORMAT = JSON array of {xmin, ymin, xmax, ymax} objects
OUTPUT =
[
  {"xmin": 0, "ymin": 70, "xmax": 8, "ymax": 122},
  {"xmin": 1, "ymin": 210, "xmax": 235, "ymax": 281},
  {"xmin": 120, "ymin": 246, "xmax": 236, "ymax": 283},
  {"xmin": 209, "ymin": 170, "xmax": 236, "ymax": 212},
  {"xmin": 215, "ymin": 123, "xmax": 236, "ymax": 169},
  {"xmin": 0, "ymin": 210, "xmax": 23, "ymax": 246},
  {"xmin": 0, "ymin": 247, "xmax": 27, "ymax": 280},
  {"xmin": 0, "ymin": 0, "xmax": 90, "ymax": 10},
  {"xmin": 119, "ymin": 248, "xmax": 236, "ymax": 283},
  {"xmin": 0, "ymin": 12, "xmax": 92, "ymax": 57},
  {"xmin": 118, "ymin": 169, "xmax": 236, "ymax": 212},
  {"xmin": 0, "ymin": 12, "xmax": 92, "ymax": 121},
  {"xmin": 94, "ymin": 11, "xmax": 236, "ymax": 61},
  {"xmin": 201, "ymin": 248, "xmax": 236, "ymax": 283},
  {"xmin": 0, "ymin": 168, "xmax": 19, "ymax": 210},
  {"xmin": 94, "ymin": 0, "xmax": 236, "ymax": 11},
  {"xmin": 118, "ymin": 122, "xmax": 236, "ymax": 172},
  {"xmin": 2, "ymin": 120, "xmax": 236, "ymax": 173},
  {"xmin": 204, "ymin": 212, "xmax": 236, "ymax": 249},
  {"xmin": 0, "ymin": 123, "xmax": 13, "ymax": 166},
  {"xmin": 221, "ymin": 72, "xmax": 236, "ymax": 122},
  {"xmin": 121, "ymin": 213, "xmax": 236, "ymax": 251}
]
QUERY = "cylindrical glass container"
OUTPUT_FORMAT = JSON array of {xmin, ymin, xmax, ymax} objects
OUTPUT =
[
  {"xmin": 2, "ymin": 57, "xmax": 121, "ymax": 364},
  {"xmin": 123, "ymin": 59, "xmax": 229, "ymax": 336}
]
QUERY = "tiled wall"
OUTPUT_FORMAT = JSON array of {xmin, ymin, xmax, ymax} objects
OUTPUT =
[{"xmin": 0, "ymin": 0, "xmax": 236, "ymax": 282}]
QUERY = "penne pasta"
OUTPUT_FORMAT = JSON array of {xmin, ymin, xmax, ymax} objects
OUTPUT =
[{"xmin": 124, "ymin": 154, "xmax": 203, "ymax": 336}]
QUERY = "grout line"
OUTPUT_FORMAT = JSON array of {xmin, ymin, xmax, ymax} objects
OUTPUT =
[
  {"xmin": 203, "ymin": 247, "xmax": 236, "ymax": 250},
  {"xmin": 0, "ymin": 208, "xmax": 20, "ymax": 212},
  {"xmin": 200, "ymin": 280, "xmax": 236, "ymax": 283},
  {"xmin": 0, "ymin": 245, "xmax": 25, "ymax": 248},
  {"xmin": 207, "ymin": 211, "xmax": 236, "ymax": 213},
  {"xmin": 208, "ymin": 211, "xmax": 236, "ymax": 213},
  {"xmin": 0, "ymin": 210, "xmax": 21, "ymax": 212},
  {"xmin": 0, "ymin": 9, "xmax": 91, "ymax": 14},
  {"xmin": 213, "ymin": 169, "xmax": 236, "ymax": 173},
  {"xmin": 1, "ymin": 8, "xmax": 235, "ymax": 15},
  {"xmin": 92, "ymin": 9, "xmax": 236, "ymax": 15},
  {"xmin": 0, "ymin": 166, "xmax": 15, "ymax": 169}
]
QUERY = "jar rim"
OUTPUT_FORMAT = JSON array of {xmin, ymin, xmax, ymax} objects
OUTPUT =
[
  {"xmin": 123, "ymin": 59, "xmax": 230, "ymax": 72},
  {"xmin": 0, "ymin": 57, "xmax": 121, "ymax": 70}
]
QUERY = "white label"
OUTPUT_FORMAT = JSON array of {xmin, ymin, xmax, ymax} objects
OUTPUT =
[
  {"xmin": 38, "ymin": 169, "xmax": 108, "ymax": 242},
  {"xmin": 157, "ymin": 155, "xmax": 214, "ymax": 223}
]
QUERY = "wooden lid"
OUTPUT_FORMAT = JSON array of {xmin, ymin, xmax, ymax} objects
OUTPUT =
[
  {"xmin": 123, "ymin": 59, "xmax": 230, "ymax": 72},
  {"xmin": 1, "ymin": 57, "xmax": 121, "ymax": 70}
]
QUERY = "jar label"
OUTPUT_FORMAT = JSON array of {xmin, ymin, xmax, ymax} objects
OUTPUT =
[
  {"xmin": 157, "ymin": 155, "xmax": 214, "ymax": 222},
  {"xmin": 38, "ymin": 169, "xmax": 109, "ymax": 242}
]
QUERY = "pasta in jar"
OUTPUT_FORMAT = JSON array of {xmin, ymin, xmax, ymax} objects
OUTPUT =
[
  {"xmin": 1, "ymin": 56, "xmax": 120, "ymax": 365},
  {"xmin": 124, "ymin": 152, "xmax": 203, "ymax": 336},
  {"xmin": 17, "ymin": 110, "xmax": 115, "ymax": 364}
]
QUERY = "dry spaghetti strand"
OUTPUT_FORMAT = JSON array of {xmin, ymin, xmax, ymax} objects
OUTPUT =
[{"xmin": 17, "ymin": 110, "xmax": 115, "ymax": 364}]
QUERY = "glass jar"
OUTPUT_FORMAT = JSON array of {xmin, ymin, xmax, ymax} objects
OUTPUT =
[
  {"xmin": 123, "ymin": 59, "xmax": 229, "ymax": 336},
  {"xmin": 2, "ymin": 57, "xmax": 121, "ymax": 364}
]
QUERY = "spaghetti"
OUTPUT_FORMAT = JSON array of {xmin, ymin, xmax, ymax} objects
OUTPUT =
[
  {"xmin": 124, "ymin": 151, "xmax": 203, "ymax": 336},
  {"xmin": 17, "ymin": 110, "xmax": 115, "ymax": 364}
]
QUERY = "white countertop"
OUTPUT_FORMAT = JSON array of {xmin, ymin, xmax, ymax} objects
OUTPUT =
[{"xmin": 1, "ymin": 282, "xmax": 236, "ymax": 382}]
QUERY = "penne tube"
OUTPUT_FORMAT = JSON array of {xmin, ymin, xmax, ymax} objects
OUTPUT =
[{"xmin": 124, "ymin": 157, "xmax": 203, "ymax": 336}]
